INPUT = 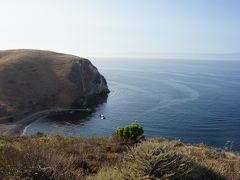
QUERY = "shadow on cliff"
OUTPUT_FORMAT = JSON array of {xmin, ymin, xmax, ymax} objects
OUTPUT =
[{"xmin": 47, "ymin": 92, "xmax": 109, "ymax": 123}]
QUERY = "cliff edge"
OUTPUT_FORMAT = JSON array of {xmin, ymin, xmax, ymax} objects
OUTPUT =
[{"xmin": 0, "ymin": 49, "xmax": 109, "ymax": 122}]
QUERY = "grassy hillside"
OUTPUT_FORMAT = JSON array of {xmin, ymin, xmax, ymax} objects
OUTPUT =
[
  {"xmin": 0, "ymin": 49, "xmax": 109, "ymax": 123},
  {"xmin": 0, "ymin": 134, "xmax": 239, "ymax": 179}
]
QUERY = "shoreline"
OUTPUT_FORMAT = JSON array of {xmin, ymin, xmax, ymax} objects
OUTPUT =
[
  {"xmin": 21, "ymin": 124, "xmax": 32, "ymax": 136},
  {"xmin": 0, "ymin": 108, "xmax": 92, "ymax": 136}
]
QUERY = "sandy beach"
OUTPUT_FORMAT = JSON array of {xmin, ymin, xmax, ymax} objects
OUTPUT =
[{"xmin": 0, "ymin": 112, "xmax": 47, "ymax": 135}]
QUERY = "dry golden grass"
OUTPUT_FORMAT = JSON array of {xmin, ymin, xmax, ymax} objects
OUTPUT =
[
  {"xmin": 95, "ymin": 140, "xmax": 226, "ymax": 180},
  {"xmin": 177, "ymin": 142, "xmax": 240, "ymax": 179},
  {"xmin": 0, "ymin": 49, "xmax": 109, "ymax": 125},
  {"xmin": 0, "ymin": 134, "xmax": 127, "ymax": 179},
  {"xmin": 0, "ymin": 135, "xmax": 239, "ymax": 180}
]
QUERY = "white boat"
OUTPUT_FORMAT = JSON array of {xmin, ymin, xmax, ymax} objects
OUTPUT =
[{"xmin": 100, "ymin": 114, "xmax": 106, "ymax": 119}]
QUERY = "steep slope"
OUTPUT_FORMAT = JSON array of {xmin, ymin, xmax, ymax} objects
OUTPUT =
[{"xmin": 0, "ymin": 49, "xmax": 109, "ymax": 122}]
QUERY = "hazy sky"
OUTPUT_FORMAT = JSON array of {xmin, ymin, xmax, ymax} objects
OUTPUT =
[{"xmin": 0, "ymin": 0, "xmax": 240, "ymax": 58}]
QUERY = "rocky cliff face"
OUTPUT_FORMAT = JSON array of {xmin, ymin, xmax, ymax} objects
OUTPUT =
[{"xmin": 0, "ymin": 49, "xmax": 109, "ymax": 121}]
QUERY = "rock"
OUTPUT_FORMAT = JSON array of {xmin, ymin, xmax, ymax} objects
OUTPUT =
[{"xmin": 0, "ymin": 49, "xmax": 109, "ymax": 120}]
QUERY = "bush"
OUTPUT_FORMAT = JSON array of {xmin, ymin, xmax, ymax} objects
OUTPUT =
[
  {"xmin": 33, "ymin": 131, "xmax": 46, "ymax": 138},
  {"xmin": 95, "ymin": 141, "xmax": 223, "ymax": 180},
  {"xmin": 115, "ymin": 123, "xmax": 144, "ymax": 142}
]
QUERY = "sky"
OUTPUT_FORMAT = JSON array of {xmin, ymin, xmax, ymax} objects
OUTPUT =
[{"xmin": 0, "ymin": 0, "xmax": 240, "ymax": 59}]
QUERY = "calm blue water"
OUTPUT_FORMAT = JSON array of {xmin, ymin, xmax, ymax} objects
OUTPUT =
[{"xmin": 25, "ymin": 59, "xmax": 240, "ymax": 151}]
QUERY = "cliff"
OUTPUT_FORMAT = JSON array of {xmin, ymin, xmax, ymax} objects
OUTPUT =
[{"xmin": 0, "ymin": 49, "xmax": 109, "ymax": 122}]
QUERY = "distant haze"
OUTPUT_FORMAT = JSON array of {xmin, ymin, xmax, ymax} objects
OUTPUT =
[{"xmin": 0, "ymin": 0, "xmax": 240, "ymax": 59}]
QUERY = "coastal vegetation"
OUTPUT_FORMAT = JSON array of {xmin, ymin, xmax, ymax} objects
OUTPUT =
[
  {"xmin": 115, "ymin": 122, "xmax": 144, "ymax": 142},
  {"xmin": 0, "ymin": 124, "xmax": 239, "ymax": 179}
]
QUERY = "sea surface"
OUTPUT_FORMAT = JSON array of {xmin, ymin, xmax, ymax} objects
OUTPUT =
[{"xmin": 25, "ymin": 59, "xmax": 240, "ymax": 151}]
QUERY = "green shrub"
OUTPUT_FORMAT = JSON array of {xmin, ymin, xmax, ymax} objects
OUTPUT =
[
  {"xmin": 33, "ymin": 132, "xmax": 46, "ymax": 138},
  {"xmin": 116, "ymin": 122, "xmax": 144, "ymax": 141},
  {"xmin": 0, "ymin": 140, "xmax": 6, "ymax": 151}
]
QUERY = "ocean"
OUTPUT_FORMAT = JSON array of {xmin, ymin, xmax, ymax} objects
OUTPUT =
[{"xmin": 24, "ymin": 58, "xmax": 240, "ymax": 151}]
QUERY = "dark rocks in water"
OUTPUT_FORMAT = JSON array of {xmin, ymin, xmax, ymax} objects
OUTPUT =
[
  {"xmin": 0, "ymin": 49, "xmax": 109, "ymax": 121},
  {"xmin": 47, "ymin": 109, "xmax": 94, "ymax": 122}
]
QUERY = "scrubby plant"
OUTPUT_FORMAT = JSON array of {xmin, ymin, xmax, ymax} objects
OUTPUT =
[
  {"xmin": 33, "ymin": 131, "xmax": 46, "ymax": 138},
  {"xmin": 0, "ymin": 135, "xmax": 237, "ymax": 179},
  {"xmin": 115, "ymin": 122, "xmax": 144, "ymax": 142},
  {"xmin": 95, "ymin": 141, "xmax": 224, "ymax": 180},
  {"xmin": 0, "ymin": 140, "xmax": 6, "ymax": 151},
  {"xmin": 0, "ymin": 135, "xmax": 128, "ymax": 179}
]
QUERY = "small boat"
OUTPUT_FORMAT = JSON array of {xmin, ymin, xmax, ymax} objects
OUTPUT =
[{"xmin": 100, "ymin": 114, "xmax": 106, "ymax": 119}]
